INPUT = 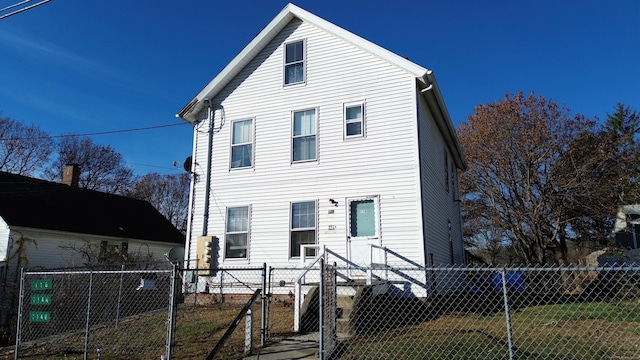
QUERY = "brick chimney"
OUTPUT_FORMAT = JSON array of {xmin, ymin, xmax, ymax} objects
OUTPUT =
[{"xmin": 62, "ymin": 164, "xmax": 80, "ymax": 187}]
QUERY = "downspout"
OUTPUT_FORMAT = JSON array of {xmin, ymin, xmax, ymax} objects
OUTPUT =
[{"xmin": 202, "ymin": 99, "xmax": 214, "ymax": 236}]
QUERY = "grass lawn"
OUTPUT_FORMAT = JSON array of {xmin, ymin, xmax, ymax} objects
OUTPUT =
[{"xmin": 5, "ymin": 298, "xmax": 640, "ymax": 359}]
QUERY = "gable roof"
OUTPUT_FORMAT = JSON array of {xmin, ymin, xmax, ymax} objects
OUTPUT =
[
  {"xmin": 0, "ymin": 171, "xmax": 184, "ymax": 244},
  {"xmin": 176, "ymin": 3, "xmax": 466, "ymax": 170}
]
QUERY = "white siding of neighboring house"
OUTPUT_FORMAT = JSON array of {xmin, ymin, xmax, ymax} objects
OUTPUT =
[
  {"xmin": 8, "ymin": 227, "xmax": 178, "ymax": 270},
  {"xmin": 187, "ymin": 19, "xmax": 428, "ymax": 269},
  {"xmin": 417, "ymin": 94, "xmax": 465, "ymax": 266},
  {"xmin": 0, "ymin": 217, "xmax": 9, "ymax": 261}
]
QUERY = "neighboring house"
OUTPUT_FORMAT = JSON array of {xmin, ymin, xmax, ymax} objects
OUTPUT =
[
  {"xmin": 0, "ymin": 167, "xmax": 185, "ymax": 272},
  {"xmin": 177, "ymin": 4, "xmax": 467, "ymax": 274},
  {"xmin": 614, "ymin": 205, "xmax": 640, "ymax": 249}
]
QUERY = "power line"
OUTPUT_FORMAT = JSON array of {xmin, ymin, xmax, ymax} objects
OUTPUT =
[
  {"xmin": 0, "ymin": 0, "xmax": 52, "ymax": 20},
  {"xmin": 0, "ymin": 122, "xmax": 189, "ymax": 141}
]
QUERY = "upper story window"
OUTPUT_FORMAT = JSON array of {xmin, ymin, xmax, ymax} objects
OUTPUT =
[
  {"xmin": 225, "ymin": 206, "xmax": 249, "ymax": 259},
  {"xmin": 284, "ymin": 40, "xmax": 305, "ymax": 85},
  {"xmin": 231, "ymin": 119, "xmax": 253, "ymax": 169},
  {"xmin": 292, "ymin": 109, "xmax": 317, "ymax": 162},
  {"xmin": 344, "ymin": 102, "xmax": 365, "ymax": 138}
]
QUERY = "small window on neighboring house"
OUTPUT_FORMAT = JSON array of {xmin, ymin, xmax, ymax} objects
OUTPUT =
[
  {"xmin": 284, "ymin": 40, "xmax": 305, "ymax": 85},
  {"xmin": 231, "ymin": 119, "xmax": 253, "ymax": 169},
  {"xmin": 292, "ymin": 109, "xmax": 317, "ymax": 162},
  {"xmin": 290, "ymin": 201, "xmax": 317, "ymax": 258},
  {"xmin": 451, "ymin": 162, "xmax": 456, "ymax": 201},
  {"xmin": 444, "ymin": 150, "xmax": 450, "ymax": 193},
  {"xmin": 225, "ymin": 206, "xmax": 249, "ymax": 259},
  {"xmin": 344, "ymin": 103, "xmax": 364, "ymax": 138}
]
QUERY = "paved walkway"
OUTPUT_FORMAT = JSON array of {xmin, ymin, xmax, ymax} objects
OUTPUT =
[{"xmin": 243, "ymin": 333, "xmax": 320, "ymax": 360}]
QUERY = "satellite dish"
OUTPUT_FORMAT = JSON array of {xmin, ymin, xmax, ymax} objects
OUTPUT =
[
  {"xmin": 183, "ymin": 156, "xmax": 193, "ymax": 173},
  {"xmin": 166, "ymin": 246, "xmax": 185, "ymax": 264}
]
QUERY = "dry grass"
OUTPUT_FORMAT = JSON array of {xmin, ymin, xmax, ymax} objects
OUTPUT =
[{"xmin": 3, "ymin": 298, "xmax": 295, "ymax": 360}]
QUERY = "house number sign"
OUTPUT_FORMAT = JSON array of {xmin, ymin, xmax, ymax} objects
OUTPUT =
[{"xmin": 29, "ymin": 279, "xmax": 52, "ymax": 323}]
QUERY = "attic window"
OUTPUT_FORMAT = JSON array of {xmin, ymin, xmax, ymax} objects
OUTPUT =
[{"xmin": 284, "ymin": 40, "xmax": 305, "ymax": 85}]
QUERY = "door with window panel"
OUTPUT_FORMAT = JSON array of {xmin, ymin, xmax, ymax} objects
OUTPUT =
[{"xmin": 347, "ymin": 196, "xmax": 380, "ymax": 275}]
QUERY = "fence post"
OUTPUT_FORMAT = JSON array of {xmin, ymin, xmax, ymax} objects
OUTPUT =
[
  {"xmin": 14, "ymin": 268, "xmax": 25, "ymax": 360},
  {"xmin": 319, "ymin": 257, "xmax": 325, "ymax": 360},
  {"xmin": 83, "ymin": 271, "xmax": 94, "ymax": 360},
  {"xmin": 294, "ymin": 279, "xmax": 301, "ymax": 332},
  {"xmin": 501, "ymin": 269, "xmax": 514, "ymax": 360},
  {"xmin": 166, "ymin": 264, "xmax": 178, "ymax": 360},
  {"xmin": 115, "ymin": 264, "xmax": 125, "ymax": 328},
  {"xmin": 245, "ymin": 306, "xmax": 253, "ymax": 354},
  {"xmin": 260, "ymin": 263, "xmax": 267, "ymax": 347},
  {"xmin": 220, "ymin": 271, "xmax": 225, "ymax": 303}
]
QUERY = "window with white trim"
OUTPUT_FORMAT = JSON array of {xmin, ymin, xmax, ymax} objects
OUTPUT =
[
  {"xmin": 231, "ymin": 119, "xmax": 253, "ymax": 169},
  {"xmin": 225, "ymin": 206, "xmax": 249, "ymax": 259},
  {"xmin": 292, "ymin": 109, "xmax": 317, "ymax": 162},
  {"xmin": 284, "ymin": 40, "xmax": 305, "ymax": 85},
  {"xmin": 344, "ymin": 103, "xmax": 364, "ymax": 138},
  {"xmin": 290, "ymin": 201, "xmax": 317, "ymax": 258}
]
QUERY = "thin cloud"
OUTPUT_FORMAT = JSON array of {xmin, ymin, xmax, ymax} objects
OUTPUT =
[
  {"xmin": 0, "ymin": 28, "xmax": 175, "ymax": 103},
  {"xmin": 0, "ymin": 29, "xmax": 129, "ymax": 83}
]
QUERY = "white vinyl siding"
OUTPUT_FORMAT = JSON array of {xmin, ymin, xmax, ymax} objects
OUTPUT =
[
  {"xmin": 6, "ymin": 227, "xmax": 180, "ymax": 272},
  {"xmin": 417, "ymin": 94, "xmax": 465, "ymax": 267},
  {"xmin": 188, "ymin": 19, "xmax": 438, "ymax": 268}
]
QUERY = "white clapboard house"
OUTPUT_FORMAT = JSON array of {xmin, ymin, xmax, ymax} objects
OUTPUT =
[{"xmin": 177, "ymin": 3, "xmax": 467, "ymax": 277}]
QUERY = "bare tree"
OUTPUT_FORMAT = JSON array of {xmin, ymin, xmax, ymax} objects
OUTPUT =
[
  {"xmin": 0, "ymin": 114, "xmax": 53, "ymax": 176},
  {"xmin": 457, "ymin": 92, "xmax": 596, "ymax": 265},
  {"xmin": 45, "ymin": 136, "xmax": 136, "ymax": 194},
  {"xmin": 128, "ymin": 173, "xmax": 190, "ymax": 233}
]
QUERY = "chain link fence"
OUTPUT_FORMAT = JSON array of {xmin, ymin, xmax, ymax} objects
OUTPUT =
[
  {"xmin": 321, "ymin": 265, "xmax": 640, "ymax": 360},
  {"xmin": 4, "ymin": 262, "xmax": 640, "ymax": 359},
  {"xmin": 12, "ymin": 265, "xmax": 178, "ymax": 359}
]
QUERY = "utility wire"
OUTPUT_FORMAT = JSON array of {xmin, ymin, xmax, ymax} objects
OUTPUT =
[
  {"xmin": 0, "ymin": 122, "xmax": 188, "ymax": 141},
  {"xmin": 0, "ymin": 0, "xmax": 52, "ymax": 20}
]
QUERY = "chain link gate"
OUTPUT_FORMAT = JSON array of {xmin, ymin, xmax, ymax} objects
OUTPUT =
[{"xmin": 14, "ymin": 266, "xmax": 178, "ymax": 359}]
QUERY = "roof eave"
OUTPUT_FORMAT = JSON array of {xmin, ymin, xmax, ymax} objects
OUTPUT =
[{"xmin": 177, "ymin": 5, "xmax": 298, "ymax": 123}]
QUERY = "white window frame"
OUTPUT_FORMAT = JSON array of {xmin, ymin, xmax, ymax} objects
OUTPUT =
[
  {"xmin": 230, "ymin": 118, "xmax": 254, "ymax": 170},
  {"xmin": 344, "ymin": 101, "xmax": 365, "ymax": 139},
  {"xmin": 291, "ymin": 108, "xmax": 318, "ymax": 163},
  {"xmin": 283, "ymin": 39, "xmax": 306, "ymax": 86},
  {"xmin": 289, "ymin": 200, "xmax": 317, "ymax": 258},
  {"xmin": 224, "ymin": 206, "xmax": 250, "ymax": 260}
]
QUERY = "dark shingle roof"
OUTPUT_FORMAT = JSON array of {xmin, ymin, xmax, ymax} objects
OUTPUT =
[{"xmin": 0, "ymin": 171, "xmax": 184, "ymax": 245}]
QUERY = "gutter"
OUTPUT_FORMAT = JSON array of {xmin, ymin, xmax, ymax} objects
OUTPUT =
[{"xmin": 420, "ymin": 71, "xmax": 468, "ymax": 171}]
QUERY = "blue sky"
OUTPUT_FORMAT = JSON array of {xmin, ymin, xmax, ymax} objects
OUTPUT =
[{"xmin": 1, "ymin": 0, "xmax": 638, "ymax": 176}]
